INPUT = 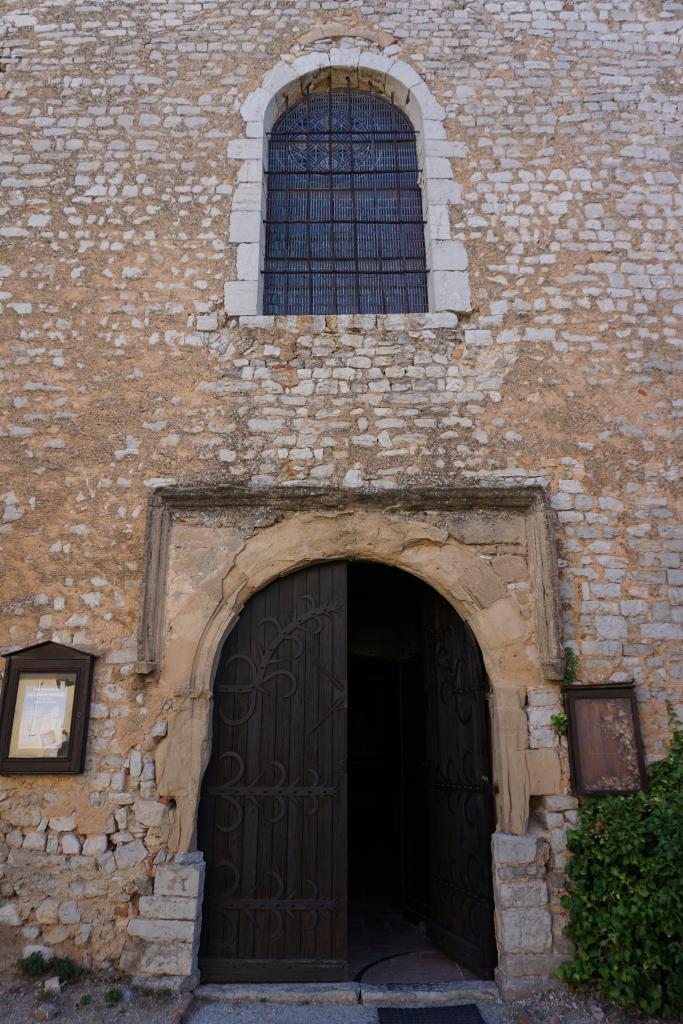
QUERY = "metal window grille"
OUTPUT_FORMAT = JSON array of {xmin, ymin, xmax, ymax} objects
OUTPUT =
[{"xmin": 263, "ymin": 86, "xmax": 429, "ymax": 316}]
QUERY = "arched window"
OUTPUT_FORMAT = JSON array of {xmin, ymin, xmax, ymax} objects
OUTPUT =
[{"xmin": 263, "ymin": 87, "xmax": 429, "ymax": 316}]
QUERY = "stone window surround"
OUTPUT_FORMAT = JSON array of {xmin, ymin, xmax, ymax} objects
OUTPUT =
[{"xmin": 224, "ymin": 49, "xmax": 471, "ymax": 324}]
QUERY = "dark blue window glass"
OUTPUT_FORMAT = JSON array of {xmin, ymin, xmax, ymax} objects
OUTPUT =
[{"xmin": 263, "ymin": 89, "xmax": 428, "ymax": 316}]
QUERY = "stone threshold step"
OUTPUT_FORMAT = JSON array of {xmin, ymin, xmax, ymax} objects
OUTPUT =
[{"xmin": 197, "ymin": 981, "xmax": 501, "ymax": 1007}]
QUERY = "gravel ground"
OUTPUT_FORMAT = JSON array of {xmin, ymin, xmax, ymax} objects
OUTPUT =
[
  {"xmin": 0, "ymin": 971, "xmax": 187, "ymax": 1024},
  {"xmin": 1, "ymin": 971, "xmax": 679, "ymax": 1024},
  {"xmin": 511, "ymin": 987, "xmax": 679, "ymax": 1024}
]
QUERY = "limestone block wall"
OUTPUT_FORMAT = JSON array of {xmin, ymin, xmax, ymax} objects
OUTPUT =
[{"xmin": 0, "ymin": 0, "xmax": 680, "ymax": 990}]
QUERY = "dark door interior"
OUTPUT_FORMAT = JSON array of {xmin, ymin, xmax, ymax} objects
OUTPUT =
[
  {"xmin": 198, "ymin": 560, "xmax": 496, "ymax": 983},
  {"xmin": 347, "ymin": 563, "xmax": 496, "ymax": 980}
]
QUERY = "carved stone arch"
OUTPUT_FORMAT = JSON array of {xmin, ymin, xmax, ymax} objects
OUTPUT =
[
  {"xmin": 224, "ymin": 49, "xmax": 470, "ymax": 320},
  {"xmin": 154, "ymin": 506, "xmax": 557, "ymax": 853}
]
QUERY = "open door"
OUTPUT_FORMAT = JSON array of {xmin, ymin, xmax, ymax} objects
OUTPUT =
[
  {"xmin": 198, "ymin": 563, "xmax": 348, "ymax": 982},
  {"xmin": 423, "ymin": 588, "xmax": 497, "ymax": 979}
]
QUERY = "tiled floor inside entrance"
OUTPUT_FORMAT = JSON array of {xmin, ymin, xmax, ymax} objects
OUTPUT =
[{"xmin": 348, "ymin": 906, "xmax": 477, "ymax": 983}]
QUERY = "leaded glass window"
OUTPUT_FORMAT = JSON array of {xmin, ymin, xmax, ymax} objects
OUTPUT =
[{"xmin": 263, "ymin": 88, "xmax": 429, "ymax": 316}]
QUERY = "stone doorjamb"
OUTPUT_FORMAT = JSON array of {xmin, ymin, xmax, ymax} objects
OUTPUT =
[{"xmin": 139, "ymin": 485, "xmax": 565, "ymax": 854}]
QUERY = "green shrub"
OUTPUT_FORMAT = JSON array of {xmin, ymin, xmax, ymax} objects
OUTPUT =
[
  {"xmin": 17, "ymin": 952, "xmax": 84, "ymax": 985},
  {"xmin": 104, "ymin": 987, "xmax": 124, "ymax": 1006},
  {"xmin": 563, "ymin": 647, "xmax": 579, "ymax": 684},
  {"xmin": 558, "ymin": 708, "xmax": 683, "ymax": 1018}
]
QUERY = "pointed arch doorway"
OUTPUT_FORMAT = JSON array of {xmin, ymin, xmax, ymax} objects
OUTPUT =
[{"xmin": 197, "ymin": 561, "xmax": 496, "ymax": 983}]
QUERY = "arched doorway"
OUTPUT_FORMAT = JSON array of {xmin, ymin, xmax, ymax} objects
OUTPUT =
[{"xmin": 196, "ymin": 561, "xmax": 496, "ymax": 984}]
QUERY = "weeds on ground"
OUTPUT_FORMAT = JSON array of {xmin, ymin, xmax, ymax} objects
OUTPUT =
[
  {"xmin": 17, "ymin": 952, "xmax": 85, "ymax": 985},
  {"xmin": 104, "ymin": 986, "xmax": 124, "ymax": 1006}
]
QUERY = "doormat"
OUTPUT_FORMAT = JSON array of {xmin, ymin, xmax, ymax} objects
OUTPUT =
[{"xmin": 377, "ymin": 1008, "xmax": 486, "ymax": 1024}]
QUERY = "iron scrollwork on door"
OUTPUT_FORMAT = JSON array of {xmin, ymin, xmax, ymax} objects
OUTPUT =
[
  {"xmin": 215, "ymin": 594, "xmax": 343, "ymax": 726},
  {"xmin": 211, "ymin": 864, "xmax": 339, "ymax": 949},
  {"xmin": 208, "ymin": 753, "xmax": 336, "ymax": 831},
  {"xmin": 198, "ymin": 563, "xmax": 348, "ymax": 982}
]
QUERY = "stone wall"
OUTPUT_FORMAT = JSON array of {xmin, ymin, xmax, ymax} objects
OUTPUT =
[{"xmin": 0, "ymin": 0, "xmax": 681, "ymax": 990}]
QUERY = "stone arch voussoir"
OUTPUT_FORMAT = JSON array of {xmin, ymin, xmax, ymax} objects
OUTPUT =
[{"xmin": 156, "ymin": 511, "xmax": 539, "ymax": 851}]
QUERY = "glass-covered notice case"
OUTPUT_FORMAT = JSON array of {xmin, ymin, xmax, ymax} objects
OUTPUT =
[
  {"xmin": 564, "ymin": 682, "xmax": 647, "ymax": 796},
  {"xmin": 0, "ymin": 642, "xmax": 96, "ymax": 774}
]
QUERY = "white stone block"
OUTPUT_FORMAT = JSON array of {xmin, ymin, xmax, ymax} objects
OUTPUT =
[
  {"xmin": 155, "ymin": 863, "xmax": 204, "ymax": 899},
  {"xmin": 48, "ymin": 815, "xmax": 76, "ymax": 832},
  {"xmin": 236, "ymin": 160, "xmax": 262, "ymax": 185},
  {"xmin": 431, "ymin": 270, "xmax": 471, "ymax": 312},
  {"xmin": 410, "ymin": 82, "xmax": 445, "ymax": 121},
  {"xmin": 261, "ymin": 61, "xmax": 297, "ymax": 98},
  {"xmin": 428, "ymin": 241, "xmax": 468, "ymax": 272},
  {"xmin": 386, "ymin": 59, "xmax": 422, "ymax": 90},
  {"xmin": 498, "ymin": 909, "xmax": 552, "ymax": 954},
  {"xmin": 82, "ymin": 835, "xmax": 108, "ymax": 857},
  {"xmin": 423, "ymin": 139, "xmax": 467, "ymax": 159},
  {"xmin": 497, "ymin": 881, "xmax": 548, "ymax": 909},
  {"xmin": 114, "ymin": 839, "xmax": 147, "ymax": 869},
  {"xmin": 329, "ymin": 46, "xmax": 361, "ymax": 70},
  {"xmin": 421, "ymin": 204, "xmax": 448, "ymax": 244},
  {"xmin": 422, "ymin": 312, "xmax": 458, "ymax": 328},
  {"xmin": 424, "ymin": 205, "xmax": 452, "ymax": 243},
  {"xmin": 58, "ymin": 900, "xmax": 81, "ymax": 925},
  {"xmin": 128, "ymin": 918, "xmax": 195, "ymax": 943},
  {"xmin": 196, "ymin": 314, "xmax": 218, "ymax": 332},
  {"xmin": 229, "ymin": 211, "xmax": 261, "ymax": 245},
  {"xmin": 240, "ymin": 88, "xmax": 270, "ymax": 122},
  {"xmin": 492, "ymin": 833, "xmax": 539, "ymax": 865},
  {"xmin": 239, "ymin": 315, "xmax": 275, "ymax": 328},
  {"xmin": 424, "ymin": 179, "xmax": 462, "ymax": 205},
  {"xmin": 236, "ymin": 243, "xmax": 260, "ymax": 281},
  {"xmin": 0, "ymin": 904, "xmax": 22, "ymax": 926},
  {"xmin": 138, "ymin": 896, "xmax": 198, "ymax": 921},
  {"xmin": 23, "ymin": 832, "xmax": 47, "ymax": 851},
  {"xmin": 36, "ymin": 899, "xmax": 59, "ymax": 925},
  {"xmin": 227, "ymin": 138, "xmax": 262, "ymax": 161},
  {"xmin": 422, "ymin": 118, "xmax": 447, "ymax": 141},
  {"xmin": 134, "ymin": 941, "xmax": 195, "ymax": 977},
  {"xmin": 424, "ymin": 156, "xmax": 454, "ymax": 180},
  {"xmin": 133, "ymin": 800, "xmax": 167, "ymax": 828},
  {"xmin": 61, "ymin": 834, "xmax": 81, "ymax": 855},
  {"xmin": 224, "ymin": 280, "xmax": 259, "ymax": 317},
  {"xmin": 357, "ymin": 51, "xmax": 393, "ymax": 76},
  {"xmin": 291, "ymin": 53, "xmax": 330, "ymax": 80},
  {"xmin": 232, "ymin": 184, "xmax": 263, "ymax": 212}
]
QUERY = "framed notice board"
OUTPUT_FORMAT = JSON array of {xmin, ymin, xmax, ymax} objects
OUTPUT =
[
  {"xmin": 0, "ymin": 641, "xmax": 96, "ymax": 774},
  {"xmin": 564, "ymin": 683, "xmax": 647, "ymax": 796}
]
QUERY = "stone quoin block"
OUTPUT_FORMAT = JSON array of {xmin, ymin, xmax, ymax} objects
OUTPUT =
[
  {"xmin": 154, "ymin": 863, "xmax": 205, "ymax": 900},
  {"xmin": 498, "ymin": 909, "xmax": 553, "ymax": 954}
]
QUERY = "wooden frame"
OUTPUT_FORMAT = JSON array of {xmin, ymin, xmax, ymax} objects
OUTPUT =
[
  {"xmin": 0, "ymin": 642, "xmax": 96, "ymax": 774},
  {"xmin": 564, "ymin": 683, "xmax": 647, "ymax": 796}
]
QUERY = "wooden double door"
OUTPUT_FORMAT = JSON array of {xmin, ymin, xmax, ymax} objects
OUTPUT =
[{"xmin": 197, "ymin": 562, "xmax": 496, "ymax": 982}]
